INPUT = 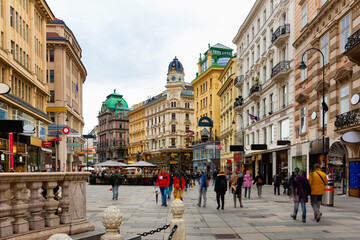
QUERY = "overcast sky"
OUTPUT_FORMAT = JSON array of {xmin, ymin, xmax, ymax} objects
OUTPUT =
[{"xmin": 46, "ymin": 0, "xmax": 256, "ymax": 133}]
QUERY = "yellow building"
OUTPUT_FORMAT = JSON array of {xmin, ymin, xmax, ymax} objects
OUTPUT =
[
  {"xmin": 191, "ymin": 43, "xmax": 234, "ymax": 172},
  {"xmin": 0, "ymin": 0, "xmax": 54, "ymax": 172},
  {"xmin": 128, "ymin": 100, "xmax": 147, "ymax": 163},
  {"xmin": 217, "ymin": 56, "xmax": 237, "ymax": 172}
]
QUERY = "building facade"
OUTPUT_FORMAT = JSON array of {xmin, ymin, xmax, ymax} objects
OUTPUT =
[
  {"xmin": 46, "ymin": 18, "xmax": 86, "ymax": 172},
  {"xmin": 97, "ymin": 90, "xmax": 129, "ymax": 162},
  {"xmin": 191, "ymin": 43, "xmax": 234, "ymax": 172},
  {"xmin": 128, "ymin": 100, "xmax": 147, "ymax": 163},
  {"xmin": 217, "ymin": 56, "xmax": 237, "ymax": 172},
  {"xmin": 233, "ymin": 0, "xmax": 295, "ymax": 183},
  {"xmin": 142, "ymin": 57, "xmax": 194, "ymax": 171},
  {"xmin": 293, "ymin": 0, "xmax": 360, "ymax": 197},
  {"xmin": 0, "ymin": 0, "xmax": 54, "ymax": 172}
]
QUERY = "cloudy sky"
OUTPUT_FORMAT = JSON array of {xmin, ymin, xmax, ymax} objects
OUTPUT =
[{"xmin": 46, "ymin": 0, "xmax": 256, "ymax": 133}]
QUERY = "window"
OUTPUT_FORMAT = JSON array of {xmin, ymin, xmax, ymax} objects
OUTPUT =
[
  {"xmin": 49, "ymin": 70, "xmax": 54, "ymax": 83},
  {"xmin": 263, "ymin": 37, "xmax": 266, "ymax": 53},
  {"xmin": 302, "ymin": 5, "xmax": 307, "ymax": 28},
  {"xmin": 263, "ymin": 98, "xmax": 266, "ymax": 117},
  {"xmin": 280, "ymin": 119, "xmax": 289, "ymax": 140},
  {"xmin": 340, "ymin": 85, "xmax": 349, "ymax": 114},
  {"xmin": 0, "ymin": 32, "xmax": 3, "ymax": 49},
  {"xmin": 263, "ymin": 128, "xmax": 267, "ymax": 144},
  {"xmin": 251, "ymin": 132, "xmax": 254, "ymax": 144},
  {"xmin": 171, "ymin": 138, "xmax": 175, "ymax": 146},
  {"xmin": 49, "ymin": 50, "xmax": 54, "ymax": 62},
  {"xmin": 301, "ymin": 54, "xmax": 307, "ymax": 81},
  {"xmin": 257, "ymin": 18, "xmax": 260, "ymax": 32},
  {"xmin": 263, "ymin": 66, "xmax": 267, "ymax": 82},
  {"xmin": 172, "ymin": 113, "xmax": 176, "ymax": 120},
  {"xmin": 263, "ymin": 9, "xmax": 266, "ymax": 24},
  {"xmin": 320, "ymin": 96, "xmax": 328, "ymax": 127},
  {"xmin": 185, "ymin": 125, "xmax": 189, "ymax": 131},
  {"xmin": 49, "ymin": 90, "xmax": 55, "ymax": 103},
  {"xmin": 185, "ymin": 113, "xmax": 189, "ymax": 120},
  {"xmin": 270, "ymin": 125, "xmax": 275, "ymax": 143},
  {"xmin": 0, "ymin": 0, "xmax": 2, "ymax": 18},
  {"xmin": 300, "ymin": 107, "xmax": 306, "ymax": 133},
  {"xmin": 281, "ymin": 85, "xmax": 287, "ymax": 108},
  {"xmin": 341, "ymin": 15, "xmax": 350, "ymax": 53},
  {"xmin": 10, "ymin": 7, "xmax": 14, "ymax": 27},
  {"xmin": 321, "ymin": 34, "xmax": 329, "ymax": 65},
  {"xmin": 257, "ymin": 102, "xmax": 261, "ymax": 119},
  {"xmin": 171, "ymin": 125, "xmax": 176, "ymax": 133},
  {"xmin": 269, "ymin": 93, "xmax": 273, "ymax": 113},
  {"xmin": 321, "ymin": 0, "xmax": 328, "ymax": 5},
  {"xmin": 271, "ymin": 0, "xmax": 274, "ymax": 13}
]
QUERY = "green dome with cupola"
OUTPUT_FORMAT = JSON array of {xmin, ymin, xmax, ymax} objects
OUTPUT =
[{"xmin": 100, "ymin": 89, "xmax": 129, "ymax": 112}]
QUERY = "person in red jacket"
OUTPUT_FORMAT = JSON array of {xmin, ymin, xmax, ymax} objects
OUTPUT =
[
  {"xmin": 173, "ymin": 170, "xmax": 185, "ymax": 200},
  {"xmin": 156, "ymin": 168, "xmax": 170, "ymax": 206}
]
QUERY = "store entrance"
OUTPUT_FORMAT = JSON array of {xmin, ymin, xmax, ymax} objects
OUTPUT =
[{"xmin": 328, "ymin": 142, "xmax": 347, "ymax": 195}]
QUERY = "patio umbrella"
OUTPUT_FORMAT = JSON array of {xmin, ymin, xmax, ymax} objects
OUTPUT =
[
  {"xmin": 127, "ymin": 161, "xmax": 156, "ymax": 167},
  {"xmin": 94, "ymin": 160, "xmax": 127, "ymax": 167}
]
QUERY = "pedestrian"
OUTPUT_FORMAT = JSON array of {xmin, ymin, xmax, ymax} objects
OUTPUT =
[
  {"xmin": 253, "ymin": 171, "xmax": 265, "ymax": 198},
  {"xmin": 197, "ymin": 170, "xmax": 208, "ymax": 207},
  {"xmin": 212, "ymin": 169, "xmax": 218, "ymax": 186},
  {"xmin": 227, "ymin": 172, "xmax": 231, "ymax": 190},
  {"xmin": 235, "ymin": 172, "xmax": 244, "ymax": 208},
  {"xmin": 243, "ymin": 170, "xmax": 252, "ymax": 198},
  {"xmin": 308, "ymin": 163, "xmax": 328, "ymax": 222},
  {"xmin": 156, "ymin": 168, "xmax": 170, "ymax": 206},
  {"xmin": 283, "ymin": 176, "xmax": 289, "ymax": 195},
  {"xmin": 273, "ymin": 173, "xmax": 281, "ymax": 195},
  {"xmin": 167, "ymin": 172, "xmax": 174, "ymax": 200},
  {"xmin": 110, "ymin": 169, "xmax": 121, "ymax": 200},
  {"xmin": 184, "ymin": 172, "xmax": 190, "ymax": 191},
  {"xmin": 230, "ymin": 172, "xmax": 238, "ymax": 207},
  {"xmin": 173, "ymin": 170, "xmax": 185, "ymax": 200},
  {"xmin": 290, "ymin": 170, "xmax": 311, "ymax": 223},
  {"xmin": 0, "ymin": 165, "xmax": 4, "ymax": 172},
  {"xmin": 215, "ymin": 171, "xmax": 227, "ymax": 210}
]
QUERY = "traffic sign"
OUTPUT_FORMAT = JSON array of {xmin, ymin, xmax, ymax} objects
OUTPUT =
[{"xmin": 62, "ymin": 127, "xmax": 70, "ymax": 135}]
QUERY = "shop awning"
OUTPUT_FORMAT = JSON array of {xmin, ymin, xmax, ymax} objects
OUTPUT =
[
  {"xmin": 0, "ymin": 150, "xmax": 14, "ymax": 155},
  {"xmin": 47, "ymin": 137, "xmax": 62, "ymax": 141},
  {"xmin": 41, "ymin": 147, "xmax": 53, "ymax": 153}
]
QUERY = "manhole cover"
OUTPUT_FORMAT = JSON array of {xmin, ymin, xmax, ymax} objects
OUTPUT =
[
  {"xmin": 214, "ymin": 234, "xmax": 241, "ymax": 239},
  {"xmin": 249, "ymin": 215, "xmax": 265, "ymax": 218}
]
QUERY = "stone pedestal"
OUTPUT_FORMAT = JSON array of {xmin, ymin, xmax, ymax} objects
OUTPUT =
[
  {"xmin": 101, "ymin": 206, "xmax": 123, "ymax": 240},
  {"xmin": 11, "ymin": 182, "xmax": 29, "ymax": 234},
  {"xmin": 27, "ymin": 182, "xmax": 45, "ymax": 230},
  {"xmin": 170, "ymin": 199, "xmax": 186, "ymax": 240},
  {"xmin": 43, "ymin": 181, "xmax": 60, "ymax": 227},
  {"xmin": 0, "ymin": 183, "xmax": 13, "ymax": 238}
]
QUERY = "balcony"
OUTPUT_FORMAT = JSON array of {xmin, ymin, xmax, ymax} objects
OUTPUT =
[
  {"xmin": 345, "ymin": 29, "xmax": 360, "ymax": 65},
  {"xmin": 334, "ymin": 108, "xmax": 360, "ymax": 131},
  {"xmin": 271, "ymin": 61, "xmax": 291, "ymax": 83},
  {"xmin": 249, "ymin": 84, "xmax": 262, "ymax": 100},
  {"xmin": 234, "ymin": 75, "xmax": 245, "ymax": 87},
  {"xmin": 233, "ymin": 97, "xmax": 244, "ymax": 112},
  {"xmin": 272, "ymin": 24, "xmax": 290, "ymax": 48}
]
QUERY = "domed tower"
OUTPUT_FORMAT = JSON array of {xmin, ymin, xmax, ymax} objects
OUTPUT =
[{"xmin": 166, "ymin": 57, "xmax": 185, "ymax": 88}]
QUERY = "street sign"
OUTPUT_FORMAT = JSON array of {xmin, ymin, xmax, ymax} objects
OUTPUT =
[
  {"xmin": 62, "ymin": 127, "xmax": 70, "ymax": 135},
  {"xmin": 67, "ymin": 133, "xmax": 81, "ymax": 138}
]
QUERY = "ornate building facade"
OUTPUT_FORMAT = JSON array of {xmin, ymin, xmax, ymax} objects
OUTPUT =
[
  {"xmin": 233, "ymin": 0, "xmax": 295, "ymax": 183},
  {"xmin": 142, "ymin": 57, "xmax": 194, "ymax": 170},
  {"xmin": 97, "ymin": 90, "xmax": 129, "ymax": 162}
]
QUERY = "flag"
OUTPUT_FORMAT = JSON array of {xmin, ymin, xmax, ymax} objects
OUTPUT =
[
  {"xmin": 248, "ymin": 113, "xmax": 258, "ymax": 121},
  {"xmin": 217, "ymin": 144, "xmax": 223, "ymax": 150}
]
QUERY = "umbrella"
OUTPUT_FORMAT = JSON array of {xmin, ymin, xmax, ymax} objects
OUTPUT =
[
  {"xmin": 127, "ymin": 161, "xmax": 156, "ymax": 167},
  {"xmin": 94, "ymin": 160, "xmax": 127, "ymax": 167}
]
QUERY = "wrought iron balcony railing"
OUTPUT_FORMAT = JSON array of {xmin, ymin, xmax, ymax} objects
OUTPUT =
[
  {"xmin": 271, "ymin": 61, "xmax": 290, "ymax": 77},
  {"xmin": 345, "ymin": 29, "xmax": 360, "ymax": 52},
  {"xmin": 234, "ymin": 75, "xmax": 245, "ymax": 86},
  {"xmin": 334, "ymin": 108, "xmax": 360, "ymax": 130},
  {"xmin": 249, "ymin": 84, "xmax": 262, "ymax": 96},
  {"xmin": 234, "ymin": 98, "xmax": 244, "ymax": 108},
  {"xmin": 272, "ymin": 24, "xmax": 290, "ymax": 43}
]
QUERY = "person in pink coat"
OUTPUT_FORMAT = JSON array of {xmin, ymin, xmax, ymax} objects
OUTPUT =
[{"xmin": 243, "ymin": 170, "xmax": 253, "ymax": 198}]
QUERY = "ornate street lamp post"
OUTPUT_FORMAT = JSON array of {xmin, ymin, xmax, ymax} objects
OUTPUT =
[{"xmin": 298, "ymin": 48, "xmax": 328, "ymax": 173}]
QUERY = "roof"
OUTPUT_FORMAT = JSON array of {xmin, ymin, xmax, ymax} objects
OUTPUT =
[
  {"xmin": 185, "ymin": 85, "xmax": 194, "ymax": 91},
  {"xmin": 211, "ymin": 43, "xmax": 233, "ymax": 50},
  {"xmin": 168, "ymin": 57, "xmax": 184, "ymax": 74},
  {"xmin": 46, "ymin": 32, "xmax": 67, "ymax": 41},
  {"xmin": 47, "ymin": 18, "xmax": 82, "ymax": 52},
  {"xmin": 101, "ymin": 89, "xmax": 129, "ymax": 112}
]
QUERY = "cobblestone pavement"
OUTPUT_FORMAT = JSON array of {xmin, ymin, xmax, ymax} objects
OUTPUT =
[{"xmin": 83, "ymin": 183, "xmax": 360, "ymax": 240}]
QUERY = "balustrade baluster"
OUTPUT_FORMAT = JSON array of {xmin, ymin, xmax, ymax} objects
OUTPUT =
[
  {"xmin": 0, "ymin": 183, "xmax": 13, "ymax": 237},
  {"xmin": 59, "ymin": 180, "xmax": 71, "ymax": 224},
  {"xmin": 11, "ymin": 182, "xmax": 29, "ymax": 233},
  {"xmin": 27, "ymin": 182, "xmax": 45, "ymax": 230},
  {"xmin": 43, "ymin": 181, "xmax": 60, "ymax": 227}
]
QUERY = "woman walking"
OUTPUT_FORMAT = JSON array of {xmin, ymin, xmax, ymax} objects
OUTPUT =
[
  {"xmin": 290, "ymin": 170, "xmax": 311, "ymax": 223},
  {"xmin": 253, "ymin": 171, "xmax": 265, "ymax": 198},
  {"xmin": 235, "ymin": 172, "xmax": 244, "ymax": 208},
  {"xmin": 230, "ymin": 172, "xmax": 238, "ymax": 207},
  {"xmin": 243, "ymin": 170, "xmax": 252, "ymax": 198},
  {"xmin": 215, "ymin": 171, "xmax": 227, "ymax": 210}
]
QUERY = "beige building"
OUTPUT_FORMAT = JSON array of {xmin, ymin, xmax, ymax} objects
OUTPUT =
[
  {"xmin": 0, "ymin": 0, "xmax": 54, "ymax": 172},
  {"xmin": 128, "ymin": 100, "xmax": 147, "ymax": 163},
  {"xmin": 233, "ymin": 0, "xmax": 295, "ymax": 182},
  {"xmin": 217, "ymin": 56, "xmax": 237, "ymax": 172},
  {"xmin": 143, "ymin": 57, "xmax": 194, "ymax": 170},
  {"xmin": 293, "ymin": 0, "xmax": 360, "ymax": 197},
  {"xmin": 46, "ymin": 18, "xmax": 86, "ymax": 172}
]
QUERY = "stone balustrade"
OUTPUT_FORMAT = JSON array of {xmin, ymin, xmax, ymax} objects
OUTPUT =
[{"xmin": 0, "ymin": 172, "xmax": 94, "ymax": 240}]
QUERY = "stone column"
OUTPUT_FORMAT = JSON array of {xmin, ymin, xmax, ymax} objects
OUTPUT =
[
  {"xmin": 170, "ymin": 199, "xmax": 186, "ymax": 240},
  {"xmin": 11, "ymin": 182, "xmax": 29, "ymax": 234},
  {"xmin": 59, "ymin": 180, "xmax": 70, "ymax": 224},
  {"xmin": 43, "ymin": 181, "xmax": 60, "ymax": 227},
  {"xmin": 0, "ymin": 183, "xmax": 13, "ymax": 238},
  {"xmin": 101, "ymin": 206, "xmax": 123, "ymax": 240},
  {"xmin": 27, "ymin": 182, "xmax": 45, "ymax": 230}
]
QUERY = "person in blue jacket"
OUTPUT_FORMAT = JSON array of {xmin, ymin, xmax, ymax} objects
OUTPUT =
[{"xmin": 197, "ymin": 170, "xmax": 208, "ymax": 207}]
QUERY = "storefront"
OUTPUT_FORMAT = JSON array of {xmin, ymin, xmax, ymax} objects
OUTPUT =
[
  {"xmin": 244, "ymin": 155, "xmax": 254, "ymax": 176},
  {"xmin": 260, "ymin": 153, "xmax": 272, "ymax": 184},
  {"xmin": 233, "ymin": 152, "xmax": 243, "ymax": 173},
  {"xmin": 0, "ymin": 137, "xmax": 11, "ymax": 171},
  {"xmin": 276, "ymin": 150, "xmax": 288, "ymax": 179}
]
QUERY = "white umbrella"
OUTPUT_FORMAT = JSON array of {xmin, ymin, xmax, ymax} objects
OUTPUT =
[
  {"xmin": 127, "ymin": 161, "xmax": 156, "ymax": 167},
  {"xmin": 94, "ymin": 160, "xmax": 127, "ymax": 167}
]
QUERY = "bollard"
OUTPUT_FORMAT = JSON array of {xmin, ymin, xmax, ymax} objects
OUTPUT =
[
  {"xmin": 48, "ymin": 233, "xmax": 72, "ymax": 239},
  {"xmin": 170, "ymin": 199, "xmax": 186, "ymax": 240},
  {"xmin": 101, "ymin": 206, "xmax": 123, "ymax": 240}
]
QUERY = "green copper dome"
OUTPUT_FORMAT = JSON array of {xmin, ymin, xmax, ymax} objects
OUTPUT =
[{"xmin": 101, "ymin": 89, "xmax": 129, "ymax": 112}]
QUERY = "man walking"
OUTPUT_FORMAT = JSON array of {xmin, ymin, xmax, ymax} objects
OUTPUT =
[
  {"xmin": 308, "ymin": 163, "xmax": 328, "ymax": 222},
  {"xmin": 215, "ymin": 171, "xmax": 227, "ymax": 210},
  {"xmin": 110, "ymin": 169, "xmax": 122, "ymax": 200},
  {"xmin": 157, "ymin": 168, "xmax": 170, "ymax": 206},
  {"xmin": 197, "ymin": 170, "xmax": 208, "ymax": 207},
  {"xmin": 273, "ymin": 173, "xmax": 281, "ymax": 195},
  {"xmin": 253, "ymin": 171, "xmax": 265, "ymax": 198}
]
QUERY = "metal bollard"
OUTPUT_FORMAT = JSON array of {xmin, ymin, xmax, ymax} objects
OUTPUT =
[
  {"xmin": 101, "ymin": 206, "xmax": 123, "ymax": 240},
  {"xmin": 322, "ymin": 180, "xmax": 334, "ymax": 207},
  {"xmin": 170, "ymin": 199, "xmax": 186, "ymax": 240}
]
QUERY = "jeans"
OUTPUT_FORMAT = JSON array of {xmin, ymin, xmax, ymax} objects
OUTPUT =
[
  {"xmin": 293, "ymin": 201, "xmax": 306, "ymax": 218},
  {"xmin": 257, "ymin": 185, "xmax": 263, "ymax": 197},
  {"xmin": 167, "ymin": 186, "xmax": 173, "ymax": 199},
  {"xmin": 245, "ymin": 187, "xmax": 251, "ymax": 198},
  {"xmin": 160, "ymin": 187, "xmax": 167, "ymax": 205},
  {"xmin": 216, "ymin": 193, "xmax": 225, "ymax": 209},
  {"xmin": 274, "ymin": 185, "xmax": 280, "ymax": 195},
  {"xmin": 198, "ymin": 190, "xmax": 207, "ymax": 207},
  {"xmin": 310, "ymin": 195, "xmax": 322, "ymax": 216},
  {"xmin": 112, "ymin": 185, "xmax": 119, "ymax": 200}
]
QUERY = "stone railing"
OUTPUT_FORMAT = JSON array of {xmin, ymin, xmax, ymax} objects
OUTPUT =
[{"xmin": 0, "ymin": 173, "xmax": 94, "ymax": 240}]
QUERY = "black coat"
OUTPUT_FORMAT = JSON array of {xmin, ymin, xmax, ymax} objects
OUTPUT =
[
  {"xmin": 235, "ymin": 175, "xmax": 244, "ymax": 194},
  {"xmin": 215, "ymin": 174, "xmax": 227, "ymax": 194}
]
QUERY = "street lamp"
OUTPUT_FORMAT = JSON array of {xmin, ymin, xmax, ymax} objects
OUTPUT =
[
  {"xmin": 56, "ymin": 112, "xmax": 69, "ymax": 172},
  {"xmin": 232, "ymin": 114, "xmax": 245, "ymax": 172},
  {"xmin": 298, "ymin": 48, "xmax": 328, "ymax": 173}
]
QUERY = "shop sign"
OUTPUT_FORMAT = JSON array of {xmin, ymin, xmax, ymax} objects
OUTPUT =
[
  {"xmin": 0, "ymin": 83, "xmax": 11, "ymax": 95},
  {"xmin": 42, "ymin": 142, "xmax": 52, "ymax": 147},
  {"xmin": 68, "ymin": 143, "xmax": 81, "ymax": 147},
  {"xmin": 0, "ymin": 120, "xmax": 23, "ymax": 133},
  {"xmin": 30, "ymin": 137, "xmax": 42, "ymax": 147},
  {"xmin": 341, "ymin": 131, "xmax": 360, "ymax": 143},
  {"xmin": 170, "ymin": 161, "xmax": 178, "ymax": 164},
  {"xmin": 251, "ymin": 144, "xmax": 267, "ymax": 150}
]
